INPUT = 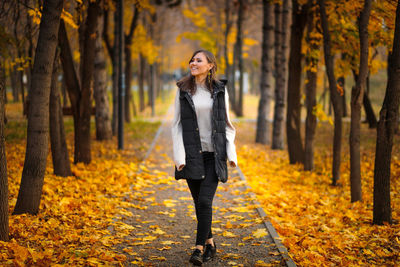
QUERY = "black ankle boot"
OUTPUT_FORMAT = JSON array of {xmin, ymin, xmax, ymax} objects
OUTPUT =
[
  {"xmin": 189, "ymin": 248, "xmax": 203, "ymax": 266},
  {"xmin": 203, "ymin": 242, "xmax": 217, "ymax": 262}
]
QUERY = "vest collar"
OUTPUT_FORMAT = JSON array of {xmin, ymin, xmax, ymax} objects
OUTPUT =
[
  {"xmin": 179, "ymin": 80, "xmax": 225, "ymax": 99},
  {"xmin": 212, "ymin": 81, "xmax": 225, "ymax": 97}
]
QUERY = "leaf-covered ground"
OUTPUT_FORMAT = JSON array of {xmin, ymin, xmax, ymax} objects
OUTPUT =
[
  {"xmin": 1, "ymin": 102, "xmax": 161, "ymax": 265},
  {"xmin": 115, "ymin": 119, "xmax": 286, "ymax": 266},
  {"xmin": 1, "ymin": 100, "xmax": 287, "ymax": 266},
  {"xmin": 3, "ymin": 95, "xmax": 399, "ymax": 266},
  {"xmin": 235, "ymin": 120, "xmax": 400, "ymax": 266}
]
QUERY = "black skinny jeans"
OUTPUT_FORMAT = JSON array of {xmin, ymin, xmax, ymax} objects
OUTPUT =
[{"xmin": 186, "ymin": 151, "xmax": 219, "ymax": 246}]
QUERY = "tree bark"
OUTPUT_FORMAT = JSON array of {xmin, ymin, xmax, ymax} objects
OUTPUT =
[
  {"xmin": 350, "ymin": 0, "xmax": 371, "ymax": 202},
  {"xmin": 125, "ymin": 46, "xmax": 132, "ymax": 121},
  {"xmin": 58, "ymin": 20, "xmax": 80, "ymax": 120},
  {"xmin": 373, "ymin": 0, "xmax": 400, "ymax": 225},
  {"xmin": 10, "ymin": 66, "xmax": 21, "ymax": 102},
  {"xmin": 50, "ymin": 49, "xmax": 72, "ymax": 177},
  {"xmin": 286, "ymin": 0, "xmax": 308, "ymax": 164},
  {"xmin": 304, "ymin": 4, "xmax": 318, "ymax": 171},
  {"xmin": 2, "ymin": 66, "xmax": 6, "ymax": 105},
  {"xmin": 256, "ymin": 0, "xmax": 274, "ymax": 144},
  {"xmin": 148, "ymin": 12, "xmax": 156, "ymax": 117},
  {"xmin": 2, "ymin": 66, "xmax": 7, "ymax": 105},
  {"xmin": 272, "ymin": 0, "xmax": 291, "ymax": 149},
  {"xmin": 231, "ymin": 2, "xmax": 238, "ymax": 113},
  {"xmin": 103, "ymin": 8, "xmax": 120, "ymax": 135},
  {"xmin": 337, "ymin": 75, "xmax": 347, "ymax": 117},
  {"xmin": 149, "ymin": 63, "xmax": 156, "ymax": 116},
  {"xmin": 236, "ymin": 0, "xmax": 244, "ymax": 117},
  {"xmin": 25, "ymin": 0, "xmax": 34, "ymax": 103},
  {"xmin": 124, "ymin": 3, "xmax": 140, "ymax": 122},
  {"xmin": 58, "ymin": 1, "xmax": 100, "ymax": 164},
  {"xmin": 139, "ymin": 54, "xmax": 146, "ymax": 112},
  {"xmin": 231, "ymin": 42, "xmax": 237, "ymax": 110},
  {"xmin": 13, "ymin": 0, "xmax": 63, "ymax": 215},
  {"xmin": 0, "ymin": 60, "xmax": 9, "ymax": 241},
  {"xmin": 76, "ymin": 1, "xmax": 100, "ymax": 163},
  {"xmin": 363, "ymin": 77, "xmax": 377, "ymax": 128},
  {"xmin": 224, "ymin": 0, "xmax": 233, "ymax": 98},
  {"xmin": 94, "ymin": 4, "xmax": 112, "ymax": 140},
  {"xmin": 319, "ymin": 0, "xmax": 343, "ymax": 185}
]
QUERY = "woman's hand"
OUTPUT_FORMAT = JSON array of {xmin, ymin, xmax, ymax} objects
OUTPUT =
[
  {"xmin": 178, "ymin": 164, "xmax": 185, "ymax": 171},
  {"xmin": 229, "ymin": 161, "xmax": 236, "ymax": 168}
]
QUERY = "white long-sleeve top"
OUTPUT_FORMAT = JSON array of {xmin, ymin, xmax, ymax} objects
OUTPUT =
[{"xmin": 171, "ymin": 85, "xmax": 238, "ymax": 169}]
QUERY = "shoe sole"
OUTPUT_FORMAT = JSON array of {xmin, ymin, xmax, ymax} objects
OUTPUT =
[
  {"xmin": 203, "ymin": 255, "xmax": 215, "ymax": 262},
  {"xmin": 189, "ymin": 257, "xmax": 202, "ymax": 266}
]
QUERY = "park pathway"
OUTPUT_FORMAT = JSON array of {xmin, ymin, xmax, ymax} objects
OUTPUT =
[{"xmin": 117, "ymin": 106, "xmax": 294, "ymax": 266}]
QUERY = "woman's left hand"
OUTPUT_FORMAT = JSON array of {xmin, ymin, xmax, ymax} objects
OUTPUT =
[{"xmin": 229, "ymin": 161, "xmax": 236, "ymax": 168}]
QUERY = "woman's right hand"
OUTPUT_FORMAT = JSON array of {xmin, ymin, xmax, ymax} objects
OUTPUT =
[{"xmin": 178, "ymin": 164, "xmax": 185, "ymax": 171}]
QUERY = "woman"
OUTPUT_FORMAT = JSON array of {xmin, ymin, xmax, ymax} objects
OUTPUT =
[{"xmin": 171, "ymin": 49, "xmax": 238, "ymax": 265}]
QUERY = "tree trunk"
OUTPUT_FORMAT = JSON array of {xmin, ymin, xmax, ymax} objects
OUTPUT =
[
  {"xmin": 139, "ymin": 54, "xmax": 145, "ymax": 112},
  {"xmin": 2, "ymin": 65, "xmax": 7, "ymax": 105},
  {"xmin": 350, "ymin": 0, "xmax": 371, "ymax": 202},
  {"xmin": 50, "ymin": 49, "xmax": 72, "ymax": 177},
  {"xmin": 112, "ymin": 9, "xmax": 119, "ymax": 135},
  {"xmin": 231, "ymin": 8, "xmax": 238, "ymax": 113},
  {"xmin": 224, "ymin": 0, "xmax": 233, "ymax": 98},
  {"xmin": 256, "ymin": 0, "xmax": 274, "ymax": 144},
  {"xmin": 148, "ymin": 12, "xmax": 156, "ymax": 116},
  {"xmin": 61, "ymin": 76, "xmax": 67, "ymax": 107},
  {"xmin": 155, "ymin": 62, "xmax": 161, "ymax": 99},
  {"xmin": 236, "ymin": 0, "xmax": 244, "ymax": 117},
  {"xmin": 319, "ymin": 0, "xmax": 343, "ymax": 185},
  {"xmin": 10, "ymin": 66, "xmax": 20, "ymax": 102},
  {"xmin": 94, "ymin": 5, "xmax": 112, "ymax": 140},
  {"xmin": 125, "ymin": 46, "xmax": 132, "ymax": 122},
  {"xmin": 231, "ymin": 41, "xmax": 237, "ymax": 111},
  {"xmin": 373, "ymin": 0, "xmax": 400, "ymax": 225},
  {"xmin": 13, "ymin": 0, "xmax": 63, "ymax": 215},
  {"xmin": 58, "ymin": 19, "xmax": 81, "ymax": 123},
  {"xmin": 272, "ymin": 0, "xmax": 291, "ymax": 149},
  {"xmin": 0, "ymin": 60, "xmax": 9, "ymax": 241},
  {"xmin": 304, "ymin": 4, "xmax": 318, "ymax": 171},
  {"xmin": 25, "ymin": 0, "xmax": 34, "ymax": 108},
  {"xmin": 321, "ymin": 72, "xmax": 327, "ymax": 110},
  {"xmin": 286, "ymin": 0, "xmax": 308, "ymax": 164},
  {"xmin": 58, "ymin": 1, "xmax": 100, "ymax": 165},
  {"xmin": 149, "ymin": 63, "xmax": 155, "ymax": 116},
  {"xmin": 2, "ymin": 66, "xmax": 6, "ymax": 106},
  {"xmin": 147, "ymin": 61, "xmax": 151, "ymax": 107},
  {"xmin": 12, "ymin": 0, "xmax": 23, "ymax": 105},
  {"xmin": 363, "ymin": 76, "xmax": 377, "ymax": 128},
  {"xmin": 124, "ymin": 4, "xmax": 140, "ymax": 122},
  {"xmin": 337, "ymin": 75, "xmax": 347, "ymax": 117},
  {"xmin": 75, "ymin": 1, "xmax": 100, "ymax": 164},
  {"xmin": 155, "ymin": 61, "xmax": 162, "ymax": 102},
  {"xmin": 17, "ymin": 50, "xmax": 25, "ymax": 107}
]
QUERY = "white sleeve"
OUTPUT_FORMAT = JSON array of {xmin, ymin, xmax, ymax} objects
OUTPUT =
[
  {"xmin": 225, "ymin": 89, "xmax": 238, "ymax": 166},
  {"xmin": 171, "ymin": 88, "xmax": 186, "ymax": 169}
]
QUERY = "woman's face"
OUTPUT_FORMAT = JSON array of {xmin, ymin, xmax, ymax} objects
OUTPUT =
[{"xmin": 189, "ymin": 52, "xmax": 213, "ymax": 77}]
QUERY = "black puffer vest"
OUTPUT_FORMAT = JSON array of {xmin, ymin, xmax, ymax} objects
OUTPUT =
[{"xmin": 174, "ymin": 80, "xmax": 228, "ymax": 183}]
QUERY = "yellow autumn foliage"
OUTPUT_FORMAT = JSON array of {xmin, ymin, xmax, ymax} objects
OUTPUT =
[
  {"xmin": 312, "ymin": 104, "xmax": 333, "ymax": 125},
  {"xmin": 236, "ymin": 121, "xmax": 400, "ymax": 267},
  {"xmin": 1, "ymin": 112, "xmax": 161, "ymax": 265}
]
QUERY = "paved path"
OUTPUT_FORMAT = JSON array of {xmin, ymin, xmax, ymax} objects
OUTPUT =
[{"xmin": 117, "ymin": 107, "xmax": 292, "ymax": 266}]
